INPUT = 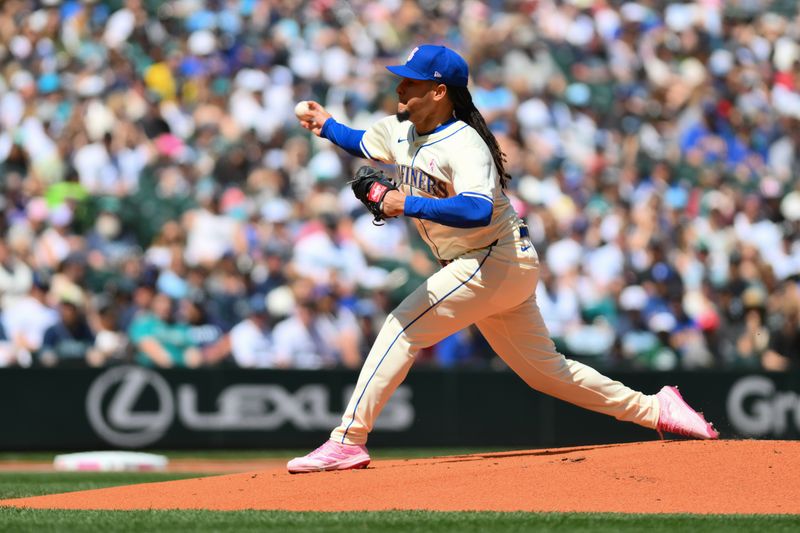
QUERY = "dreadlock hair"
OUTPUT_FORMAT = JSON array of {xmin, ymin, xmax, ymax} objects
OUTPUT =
[{"xmin": 447, "ymin": 85, "xmax": 511, "ymax": 188}]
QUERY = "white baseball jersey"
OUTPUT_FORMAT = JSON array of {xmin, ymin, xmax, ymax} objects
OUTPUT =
[{"xmin": 359, "ymin": 116, "xmax": 519, "ymax": 261}]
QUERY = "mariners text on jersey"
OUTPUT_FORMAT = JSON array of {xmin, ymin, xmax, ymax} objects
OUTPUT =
[{"xmin": 397, "ymin": 165, "xmax": 448, "ymax": 198}]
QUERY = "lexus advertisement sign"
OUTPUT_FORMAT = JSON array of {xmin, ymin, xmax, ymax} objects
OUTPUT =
[
  {"xmin": 0, "ymin": 368, "xmax": 798, "ymax": 450},
  {"xmin": 83, "ymin": 366, "xmax": 414, "ymax": 449}
]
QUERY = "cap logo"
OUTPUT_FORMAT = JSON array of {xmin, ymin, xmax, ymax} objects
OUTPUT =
[
  {"xmin": 434, "ymin": 71, "xmax": 442, "ymax": 78},
  {"xmin": 407, "ymin": 47, "xmax": 419, "ymax": 62}
]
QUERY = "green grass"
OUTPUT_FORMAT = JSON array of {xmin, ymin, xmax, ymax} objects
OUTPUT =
[
  {"xmin": 0, "ymin": 508, "xmax": 797, "ymax": 533},
  {"xmin": 0, "ymin": 460, "xmax": 797, "ymax": 532},
  {"xmin": 0, "ymin": 472, "xmax": 203, "ymax": 499}
]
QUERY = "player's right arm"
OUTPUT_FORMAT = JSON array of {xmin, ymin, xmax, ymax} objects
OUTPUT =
[{"xmin": 297, "ymin": 101, "xmax": 394, "ymax": 162}]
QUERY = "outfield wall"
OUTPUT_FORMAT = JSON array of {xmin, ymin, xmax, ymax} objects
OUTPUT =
[{"xmin": 1, "ymin": 367, "xmax": 798, "ymax": 450}]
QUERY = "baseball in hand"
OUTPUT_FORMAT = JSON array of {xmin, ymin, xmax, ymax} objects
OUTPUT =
[{"xmin": 294, "ymin": 101, "xmax": 311, "ymax": 119}]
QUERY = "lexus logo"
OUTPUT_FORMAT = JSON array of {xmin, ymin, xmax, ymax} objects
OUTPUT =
[{"xmin": 86, "ymin": 366, "xmax": 174, "ymax": 448}]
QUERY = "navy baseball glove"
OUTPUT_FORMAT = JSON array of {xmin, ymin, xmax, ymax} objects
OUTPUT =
[{"xmin": 350, "ymin": 165, "xmax": 397, "ymax": 224}]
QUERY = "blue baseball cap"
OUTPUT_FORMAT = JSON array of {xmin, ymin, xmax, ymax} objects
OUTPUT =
[{"xmin": 386, "ymin": 45, "xmax": 469, "ymax": 88}]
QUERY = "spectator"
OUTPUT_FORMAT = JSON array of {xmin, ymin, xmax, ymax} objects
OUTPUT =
[
  {"xmin": 228, "ymin": 294, "xmax": 277, "ymax": 368},
  {"xmin": 272, "ymin": 296, "xmax": 340, "ymax": 370},
  {"xmin": 205, "ymin": 253, "xmax": 250, "ymax": 331},
  {"xmin": 292, "ymin": 212, "xmax": 368, "ymax": 287},
  {"xmin": 49, "ymin": 253, "xmax": 89, "ymax": 311},
  {"xmin": 128, "ymin": 291, "xmax": 202, "ymax": 368},
  {"xmin": 34, "ymin": 204, "xmax": 77, "ymax": 271},
  {"xmin": 39, "ymin": 291, "xmax": 97, "ymax": 368},
  {"xmin": 730, "ymin": 287, "xmax": 772, "ymax": 369},
  {"xmin": 315, "ymin": 285, "xmax": 362, "ymax": 369},
  {"xmin": 0, "ymin": 239, "xmax": 33, "ymax": 310},
  {"xmin": 89, "ymin": 301, "xmax": 130, "ymax": 367},
  {"xmin": 180, "ymin": 296, "xmax": 228, "ymax": 365},
  {"xmin": 251, "ymin": 244, "xmax": 291, "ymax": 297},
  {"xmin": 118, "ymin": 276, "xmax": 157, "ymax": 332},
  {"xmin": 183, "ymin": 188, "xmax": 248, "ymax": 268},
  {"xmin": 1, "ymin": 274, "xmax": 58, "ymax": 368},
  {"xmin": 84, "ymin": 196, "xmax": 139, "ymax": 268}
]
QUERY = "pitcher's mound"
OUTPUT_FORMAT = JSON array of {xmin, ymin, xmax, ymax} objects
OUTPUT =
[{"xmin": 2, "ymin": 440, "xmax": 798, "ymax": 514}]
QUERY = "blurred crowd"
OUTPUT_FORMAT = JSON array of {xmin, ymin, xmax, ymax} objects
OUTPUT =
[{"xmin": 1, "ymin": 0, "xmax": 799, "ymax": 372}]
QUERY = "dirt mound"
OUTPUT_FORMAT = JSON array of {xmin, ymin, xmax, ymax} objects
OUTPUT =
[{"xmin": 2, "ymin": 440, "xmax": 798, "ymax": 514}]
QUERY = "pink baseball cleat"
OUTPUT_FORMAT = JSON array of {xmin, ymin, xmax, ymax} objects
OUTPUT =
[
  {"xmin": 287, "ymin": 440, "xmax": 371, "ymax": 474},
  {"xmin": 656, "ymin": 386, "xmax": 719, "ymax": 440}
]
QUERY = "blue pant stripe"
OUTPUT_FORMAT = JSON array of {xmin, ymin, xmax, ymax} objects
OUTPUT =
[{"xmin": 341, "ymin": 246, "xmax": 494, "ymax": 443}]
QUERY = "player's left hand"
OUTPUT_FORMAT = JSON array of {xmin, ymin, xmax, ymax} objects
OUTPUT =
[
  {"xmin": 381, "ymin": 189, "xmax": 406, "ymax": 218},
  {"xmin": 350, "ymin": 165, "xmax": 400, "ymax": 225}
]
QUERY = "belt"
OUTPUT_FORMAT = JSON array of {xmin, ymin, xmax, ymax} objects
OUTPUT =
[
  {"xmin": 437, "ymin": 225, "xmax": 528, "ymax": 267},
  {"xmin": 438, "ymin": 239, "xmax": 499, "ymax": 267}
]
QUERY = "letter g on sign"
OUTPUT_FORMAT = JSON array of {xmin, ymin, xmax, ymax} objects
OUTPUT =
[{"xmin": 727, "ymin": 375, "xmax": 775, "ymax": 436}]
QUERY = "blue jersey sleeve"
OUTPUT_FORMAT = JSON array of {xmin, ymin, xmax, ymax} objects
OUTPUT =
[
  {"xmin": 320, "ymin": 118, "xmax": 367, "ymax": 158},
  {"xmin": 403, "ymin": 194, "xmax": 493, "ymax": 228}
]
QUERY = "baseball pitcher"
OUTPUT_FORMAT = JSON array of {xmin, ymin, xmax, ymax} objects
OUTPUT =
[{"xmin": 288, "ymin": 44, "xmax": 718, "ymax": 473}]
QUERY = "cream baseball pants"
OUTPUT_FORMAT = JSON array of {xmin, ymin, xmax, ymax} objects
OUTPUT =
[{"xmin": 331, "ymin": 231, "xmax": 660, "ymax": 445}]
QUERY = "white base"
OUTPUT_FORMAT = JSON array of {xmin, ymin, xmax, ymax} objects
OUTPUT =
[{"xmin": 53, "ymin": 451, "xmax": 168, "ymax": 472}]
